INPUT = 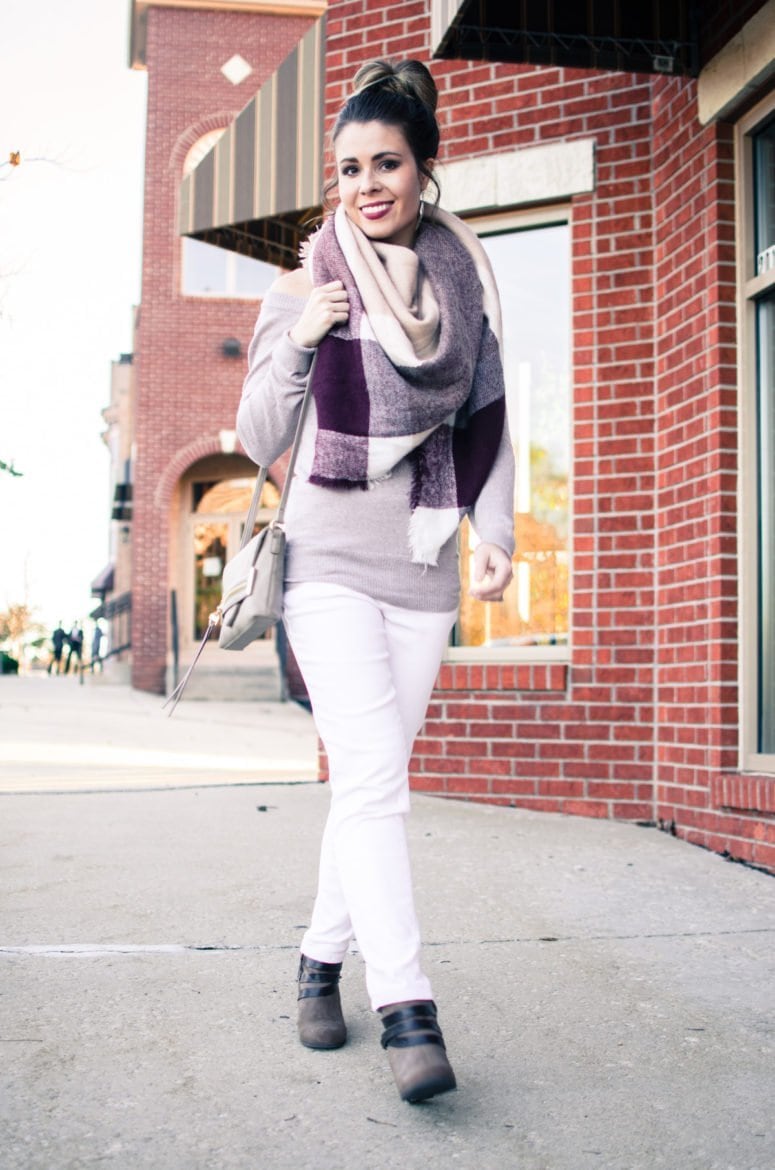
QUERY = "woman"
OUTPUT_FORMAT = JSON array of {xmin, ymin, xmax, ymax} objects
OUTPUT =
[{"xmin": 237, "ymin": 58, "xmax": 514, "ymax": 1104}]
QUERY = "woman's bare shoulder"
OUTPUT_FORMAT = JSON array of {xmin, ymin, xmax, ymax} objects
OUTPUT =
[{"xmin": 270, "ymin": 267, "xmax": 312, "ymax": 299}]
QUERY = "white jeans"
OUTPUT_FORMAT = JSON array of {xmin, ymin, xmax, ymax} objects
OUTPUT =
[{"xmin": 283, "ymin": 582, "xmax": 457, "ymax": 1011}]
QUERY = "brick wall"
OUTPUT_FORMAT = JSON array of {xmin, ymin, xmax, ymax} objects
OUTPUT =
[
  {"xmin": 323, "ymin": 2, "xmax": 658, "ymax": 823},
  {"xmin": 132, "ymin": 0, "xmax": 774, "ymax": 871},
  {"xmin": 651, "ymin": 79, "xmax": 775, "ymax": 871},
  {"xmin": 319, "ymin": 0, "xmax": 774, "ymax": 871},
  {"xmin": 132, "ymin": 6, "xmax": 312, "ymax": 692}
]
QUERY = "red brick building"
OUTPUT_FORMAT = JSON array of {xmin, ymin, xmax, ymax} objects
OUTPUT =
[
  {"xmin": 122, "ymin": 0, "xmax": 323, "ymax": 700},
  {"xmin": 107, "ymin": 0, "xmax": 775, "ymax": 871}
]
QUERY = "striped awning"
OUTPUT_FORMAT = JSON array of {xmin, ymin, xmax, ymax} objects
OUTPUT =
[{"xmin": 179, "ymin": 17, "xmax": 325, "ymax": 269}]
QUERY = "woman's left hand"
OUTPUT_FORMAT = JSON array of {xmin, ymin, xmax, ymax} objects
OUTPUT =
[{"xmin": 469, "ymin": 543, "xmax": 514, "ymax": 602}]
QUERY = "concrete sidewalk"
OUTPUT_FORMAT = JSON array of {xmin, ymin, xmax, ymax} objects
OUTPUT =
[
  {"xmin": 0, "ymin": 675, "xmax": 318, "ymax": 791},
  {"xmin": 1, "ymin": 676, "xmax": 773, "ymax": 1170}
]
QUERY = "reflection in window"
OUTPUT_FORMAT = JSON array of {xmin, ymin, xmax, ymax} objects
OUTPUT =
[
  {"xmin": 193, "ymin": 522, "xmax": 227, "ymax": 639},
  {"xmin": 756, "ymin": 293, "xmax": 775, "ymax": 751},
  {"xmin": 181, "ymin": 133, "xmax": 280, "ymax": 299},
  {"xmin": 190, "ymin": 477, "xmax": 281, "ymax": 639},
  {"xmin": 182, "ymin": 237, "xmax": 279, "ymax": 298},
  {"xmin": 455, "ymin": 222, "xmax": 571, "ymax": 650},
  {"xmin": 754, "ymin": 119, "xmax": 775, "ymax": 750},
  {"xmin": 755, "ymin": 119, "xmax": 775, "ymax": 276}
]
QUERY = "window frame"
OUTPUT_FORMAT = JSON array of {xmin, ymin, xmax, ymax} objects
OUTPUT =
[
  {"xmin": 180, "ymin": 131, "xmax": 280, "ymax": 300},
  {"xmin": 737, "ymin": 91, "xmax": 775, "ymax": 773},
  {"xmin": 444, "ymin": 204, "xmax": 573, "ymax": 665},
  {"xmin": 180, "ymin": 236, "xmax": 279, "ymax": 301}
]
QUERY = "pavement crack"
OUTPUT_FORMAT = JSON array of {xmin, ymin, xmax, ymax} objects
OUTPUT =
[
  {"xmin": 430, "ymin": 926, "xmax": 775, "ymax": 946},
  {"xmin": 1, "ymin": 927, "xmax": 773, "ymax": 958}
]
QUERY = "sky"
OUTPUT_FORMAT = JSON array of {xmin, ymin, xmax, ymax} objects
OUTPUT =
[{"xmin": 0, "ymin": 0, "xmax": 147, "ymax": 632}]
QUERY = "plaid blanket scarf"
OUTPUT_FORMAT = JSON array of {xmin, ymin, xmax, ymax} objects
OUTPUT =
[{"xmin": 306, "ymin": 203, "xmax": 506, "ymax": 566}]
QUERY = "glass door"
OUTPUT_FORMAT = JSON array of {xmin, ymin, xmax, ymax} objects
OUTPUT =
[
  {"xmin": 188, "ymin": 476, "xmax": 281, "ymax": 642},
  {"xmin": 193, "ymin": 521, "xmax": 228, "ymax": 639}
]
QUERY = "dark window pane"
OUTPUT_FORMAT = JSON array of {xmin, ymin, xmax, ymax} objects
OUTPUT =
[
  {"xmin": 754, "ymin": 118, "xmax": 775, "ymax": 274},
  {"xmin": 757, "ymin": 291, "xmax": 775, "ymax": 752}
]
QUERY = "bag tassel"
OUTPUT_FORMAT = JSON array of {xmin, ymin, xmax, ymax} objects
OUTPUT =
[{"xmin": 162, "ymin": 609, "xmax": 221, "ymax": 716}]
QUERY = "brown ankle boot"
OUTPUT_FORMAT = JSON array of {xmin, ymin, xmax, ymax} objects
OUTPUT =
[
  {"xmin": 297, "ymin": 955, "xmax": 347, "ymax": 1050},
  {"xmin": 379, "ymin": 1000, "xmax": 456, "ymax": 1103}
]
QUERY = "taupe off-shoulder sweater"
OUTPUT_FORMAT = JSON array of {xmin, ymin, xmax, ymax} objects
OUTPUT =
[{"xmin": 236, "ymin": 289, "xmax": 515, "ymax": 613}]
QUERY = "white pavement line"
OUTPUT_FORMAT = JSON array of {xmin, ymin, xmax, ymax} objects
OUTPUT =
[
  {"xmin": 0, "ymin": 944, "xmax": 275, "ymax": 956},
  {"xmin": 1, "ymin": 742, "xmax": 315, "ymax": 773},
  {"xmin": 0, "ymin": 778, "xmax": 319, "ymax": 795}
]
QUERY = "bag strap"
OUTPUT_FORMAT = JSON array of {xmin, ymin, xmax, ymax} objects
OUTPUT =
[
  {"xmin": 162, "ymin": 614, "xmax": 219, "ymax": 715},
  {"xmin": 239, "ymin": 351, "xmax": 316, "ymax": 550}
]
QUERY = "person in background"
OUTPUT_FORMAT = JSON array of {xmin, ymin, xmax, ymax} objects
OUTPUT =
[
  {"xmin": 47, "ymin": 622, "xmax": 66, "ymax": 675},
  {"xmin": 64, "ymin": 624, "xmax": 84, "ymax": 676},
  {"xmin": 237, "ymin": 58, "xmax": 514, "ymax": 1104},
  {"xmin": 90, "ymin": 622, "xmax": 104, "ymax": 672}
]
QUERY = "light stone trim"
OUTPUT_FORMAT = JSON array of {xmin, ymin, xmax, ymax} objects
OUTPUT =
[
  {"xmin": 130, "ymin": 0, "xmax": 327, "ymax": 68},
  {"xmin": 698, "ymin": 0, "xmax": 775, "ymax": 126},
  {"xmin": 435, "ymin": 139, "xmax": 596, "ymax": 215},
  {"xmin": 134, "ymin": 0, "xmax": 325, "ymax": 13},
  {"xmin": 431, "ymin": 0, "xmax": 466, "ymax": 55}
]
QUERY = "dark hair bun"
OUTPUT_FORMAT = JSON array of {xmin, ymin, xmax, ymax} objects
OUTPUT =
[
  {"xmin": 325, "ymin": 57, "xmax": 442, "ymax": 210},
  {"xmin": 352, "ymin": 59, "xmax": 438, "ymax": 116}
]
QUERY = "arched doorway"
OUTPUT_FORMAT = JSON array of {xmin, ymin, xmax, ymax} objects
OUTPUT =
[
  {"xmin": 190, "ymin": 474, "xmax": 280, "ymax": 640},
  {"xmin": 171, "ymin": 454, "xmax": 283, "ymax": 697}
]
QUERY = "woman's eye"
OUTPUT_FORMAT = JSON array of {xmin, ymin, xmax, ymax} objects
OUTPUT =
[
  {"xmin": 381, "ymin": 160, "xmax": 399, "ymax": 171},
  {"xmin": 340, "ymin": 165, "xmax": 358, "ymax": 177}
]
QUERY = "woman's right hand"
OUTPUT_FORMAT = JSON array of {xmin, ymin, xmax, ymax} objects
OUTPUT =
[{"xmin": 289, "ymin": 280, "xmax": 350, "ymax": 348}]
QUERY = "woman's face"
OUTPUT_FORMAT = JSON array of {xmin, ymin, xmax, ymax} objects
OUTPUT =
[{"xmin": 334, "ymin": 120, "xmax": 430, "ymax": 249}]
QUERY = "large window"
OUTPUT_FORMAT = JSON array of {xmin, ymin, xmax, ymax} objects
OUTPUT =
[
  {"xmin": 753, "ymin": 118, "xmax": 775, "ymax": 754},
  {"xmin": 739, "ymin": 98, "xmax": 775, "ymax": 769},
  {"xmin": 180, "ymin": 131, "xmax": 279, "ymax": 298},
  {"xmin": 453, "ymin": 212, "xmax": 571, "ymax": 655},
  {"xmin": 182, "ymin": 238, "xmax": 279, "ymax": 299}
]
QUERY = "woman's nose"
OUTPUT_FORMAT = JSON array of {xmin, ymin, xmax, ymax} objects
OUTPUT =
[{"xmin": 359, "ymin": 168, "xmax": 380, "ymax": 192}]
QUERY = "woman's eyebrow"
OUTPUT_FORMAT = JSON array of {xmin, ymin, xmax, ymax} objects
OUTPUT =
[{"xmin": 339, "ymin": 151, "xmax": 403, "ymax": 164}]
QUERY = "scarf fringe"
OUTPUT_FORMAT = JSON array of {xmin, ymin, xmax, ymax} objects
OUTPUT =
[{"xmin": 408, "ymin": 506, "xmax": 462, "ymax": 567}]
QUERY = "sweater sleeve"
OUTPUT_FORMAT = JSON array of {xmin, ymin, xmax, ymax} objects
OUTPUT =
[
  {"xmin": 236, "ymin": 290, "xmax": 316, "ymax": 467},
  {"xmin": 468, "ymin": 410, "xmax": 516, "ymax": 557}
]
